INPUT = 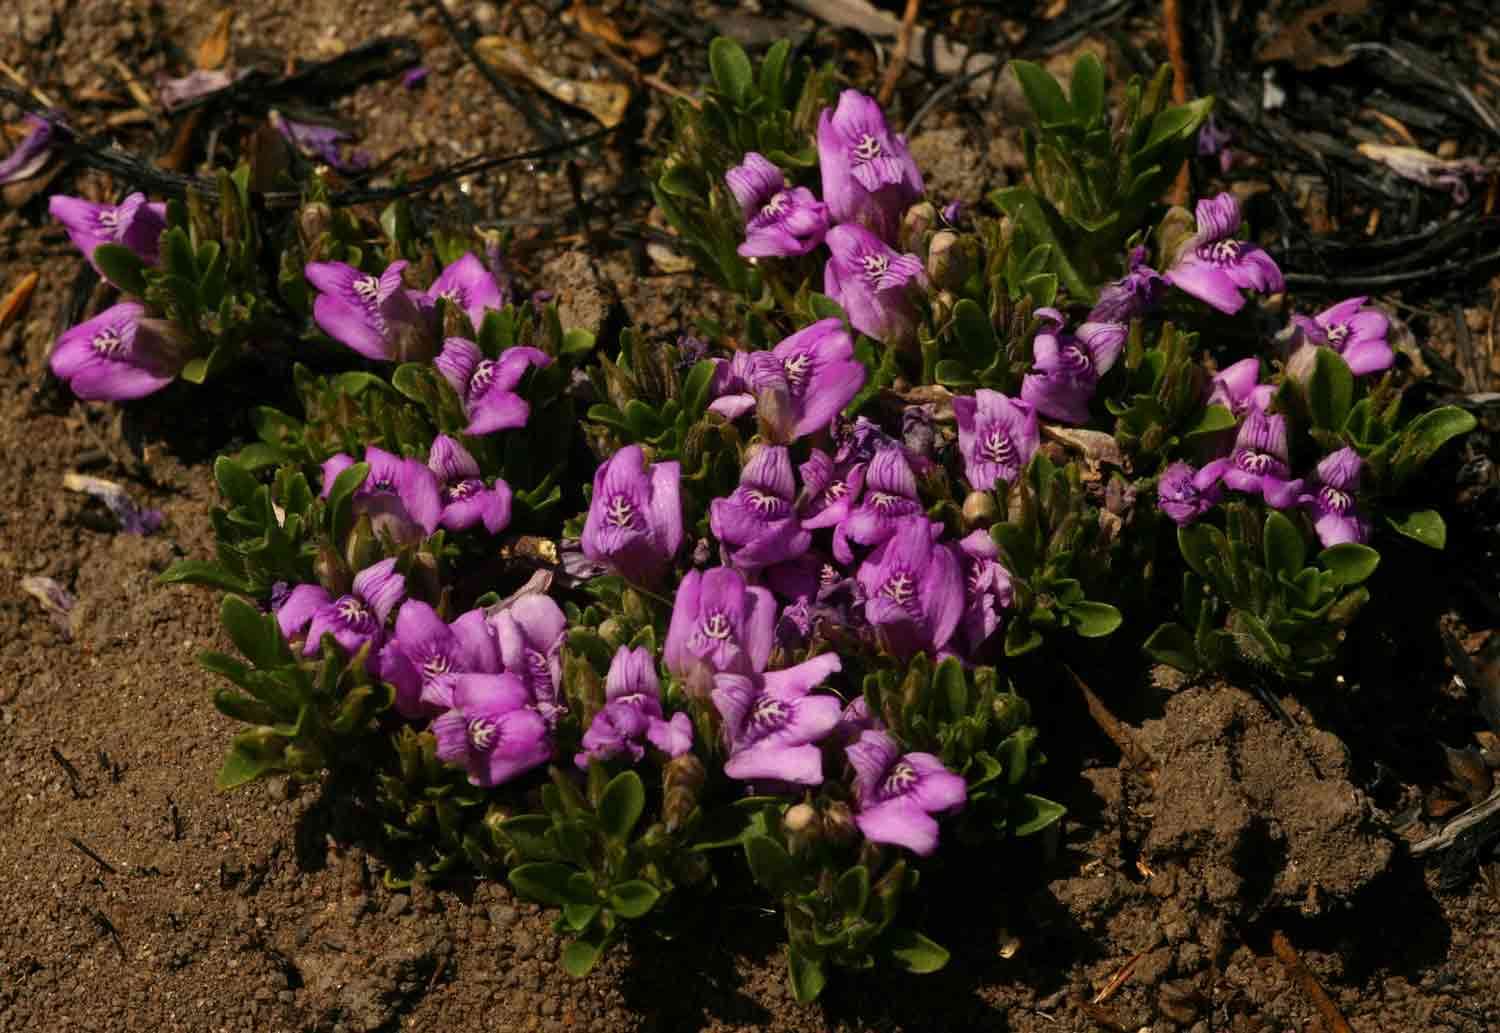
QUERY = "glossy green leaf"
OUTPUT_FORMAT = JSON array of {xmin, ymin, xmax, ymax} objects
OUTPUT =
[
  {"xmin": 1068, "ymin": 601, "xmax": 1122, "ymax": 638},
  {"xmin": 509, "ymin": 862, "xmax": 590, "ymax": 908},
  {"xmin": 93, "ymin": 244, "xmax": 149, "ymax": 295},
  {"xmin": 744, "ymin": 834, "xmax": 794, "ymax": 894},
  {"xmin": 1306, "ymin": 347, "xmax": 1354, "ymax": 431},
  {"xmin": 608, "ymin": 880, "xmax": 661, "ymax": 919},
  {"xmin": 1262, "ymin": 510, "xmax": 1306, "ymax": 580},
  {"xmin": 885, "ymin": 928, "xmax": 951, "ymax": 974},
  {"xmin": 216, "ymin": 727, "xmax": 287, "ymax": 789},
  {"xmin": 709, "ymin": 37, "xmax": 754, "ymax": 105},
  {"xmin": 787, "ymin": 945, "xmax": 827, "ymax": 1003},
  {"xmin": 157, "ymin": 560, "xmax": 251, "ymax": 593},
  {"xmin": 1385, "ymin": 508, "xmax": 1446, "ymax": 549},
  {"xmin": 598, "ymin": 770, "xmax": 645, "ymax": 841},
  {"xmin": 1143, "ymin": 622, "xmax": 1198, "ymax": 672},
  {"xmin": 1318, "ymin": 542, "xmax": 1380, "ymax": 586},
  {"xmin": 1011, "ymin": 60, "xmax": 1072, "ymax": 126},
  {"xmin": 560, "ymin": 936, "xmax": 604, "ymax": 977},
  {"xmin": 1069, "ymin": 53, "xmax": 1106, "ymax": 125},
  {"xmin": 1013, "ymin": 793, "xmax": 1067, "ymax": 836},
  {"xmin": 220, "ymin": 594, "xmax": 286, "ymax": 669}
]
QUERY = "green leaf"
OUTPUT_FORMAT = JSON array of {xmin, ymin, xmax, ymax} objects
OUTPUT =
[
  {"xmin": 1011, "ymin": 60, "xmax": 1073, "ymax": 126},
  {"xmin": 934, "ymin": 657, "xmax": 969, "ymax": 721},
  {"xmin": 562, "ymin": 902, "xmax": 601, "ymax": 932},
  {"xmin": 787, "ymin": 946, "xmax": 827, "ymax": 1003},
  {"xmin": 1143, "ymin": 623, "xmax": 1199, "ymax": 673},
  {"xmin": 835, "ymin": 865, "xmax": 870, "ymax": 918},
  {"xmin": 1004, "ymin": 619, "xmax": 1044, "ymax": 657},
  {"xmin": 1177, "ymin": 523, "xmax": 1220, "ymax": 579},
  {"xmin": 1069, "ymin": 53, "xmax": 1106, "ymax": 125},
  {"xmin": 509, "ymin": 862, "xmax": 590, "ymax": 908},
  {"xmin": 1393, "ymin": 406, "xmax": 1477, "ymax": 482},
  {"xmin": 1068, "ymin": 601, "xmax": 1122, "ymax": 638},
  {"xmin": 1262, "ymin": 510, "xmax": 1306, "ymax": 580},
  {"xmin": 608, "ymin": 880, "xmax": 661, "ymax": 919},
  {"xmin": 806, "ymin": 292, "xmax": 846, "ymax": 322},
  {"xmin": 216, "ymin": 727, "xmax": 287, "ymax": 789},
  {"xmin": 1306, "ymin": 347, "xmax": 1355, "ymax": 431},
  {"xmin": 709, "ymin": 37, "xmax": 754, "ymax": 106},
  {"xmin": 1013, "ymin": 793, "xmax": 1067, "ymax": 836},
  {"xmin": 561, "ymin": 328, "xmax": 596, "ymax": 357},
  {"xmin": 1385, "ymin": 508, "xmax": 1446, "ymax": 549},
  {"xmin": 214, "ymin": 456, "xmax": 260, "ymax": 506},
  {"xmin": 597, "ymin": 770, "xmax": 645, "ymax": 842},
  {"xmin": 157, "ymin": 560, "xmax": 251, "ymax": 593},
  {"xmin": 1184, "ymin": 403, "xmax": 1237, "ymax": 438},
  {"xmin": 329, "ymin": 372, "xmax": 395, "ymax": 397},
  {"xmin": 682, "ymin": 359, "xmax": 717, "ymax": 416},
  {"xmin": 744, "ymin": 834, "xmax": 794, "ymax": 894},
  {"xmin": 93, "ymin": 244, "xmax": 148, "ymax": 295},
  {"xmin": 560, "ymin": 937, "xmax": 604, "ymax": 977},
  {"xmin": 220, "ymin": 594, "xmax": 287, "ymax": 668},
  {"xmin": 1318, "ymin": 542, "xmax": 1380, "ymax": 587},
  {"xmin": 390, "ymin": 363, "xmax": 431, "ymax": 404},
  {"xmin": 885, "ymin": 928, "xmax": 950, "ymax": 974},
  {"xmin": 1141, "ymin": 97, "xmax": 1214, "ymax": 153}
]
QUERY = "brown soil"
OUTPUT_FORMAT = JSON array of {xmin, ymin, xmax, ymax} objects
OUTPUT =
[{"xmin": 3, "ymin": 2, "xmax": 1498, "ymax": 1031}]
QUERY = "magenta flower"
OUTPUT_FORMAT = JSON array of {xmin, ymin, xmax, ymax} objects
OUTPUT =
[
  {"xmin": 1020, "ymin": 310, "xmax": 1123, "ymax": 424},
  {"xmin": 663, "ymin": 567, "xmax": 777, "ymax": 685},
  {"xmin": 707, "ymin": 352, "xmax": 757, "ymax": 421},
  {"xmin": 798, "ymin": 448, "xmax": 866, "ymax": 531},
  {"xmin": 833, "ymin": 695, "xmax": 882, "ymax": 746},
  {"xmin": 488, "ymin": 594, "xmax": 567, "ymax": 722},
  {"xmin": 580, "ymin": 445, "xmax": 683, "ymax": 585},
  {"xmin": 321, "ymin": 446, "xmax": 442, "ymax": 542},
  {"xmin": 1223, "ymin": 409, "xmax": 1300, "ymax": 507},
  {"xmin": 725, "ymin": 152, "xmax": 832, "ymax": 258},
  {"xmin": 431, "ymin": 673, "xmax": 552, "ymax": 787},
  {"xmin": 305, "ymin": 260, "xmax": 432, "ymax": 362},
  {"xmin": 1089, "ymin": 246, "xmax": 1164, "ymax": 323},
  {"xmin": 704, "ymin": 322, "xmax": 864, "ymax": 443},
  {"xmin": 832, "ymin": 447, "xmax": 925, "ymax": 565},
  {"xmin": 50, "ymin": 193, "xmax": 168, "ymax": 270},
  {"xmin": 1207, "ymin": 358, "xmax": 1274, "ymax": 417},
  {"xmin": 713, "ymin": 653, "xmax": 844, "ymax": 786},
  {"xmin": 1156, "ymin": 459, "xmax": 1230, "ymax": 526},
  {"xmin": 953, "ymin": 390, "xmax": 1039, "ymax": 491},
  {"xmin": 380, "ymin": 601, "xmax": 500, "ymax": 719},
  {"xmin": 574, "ymin": 646, "xmax": 693, "ymax": 769},
  {"xmin": 817, "ymin": 90, "xmax": 924, "ymax": 243},
  {"xmin": 434, "ymin": 339, "xmax": 551, "ymax": 436},
  {"xmin": 421, "ymin": 252, "xmax": 508, "ymax": 331},
  {"xmin": 824, "ymin": 223, "xmax": 926, "ymax": 345},
  {"xmin": 857, "ymin": 518, "xmax": 964, "ymax": 659},
  {"xmin": 270, "ymin": 110, "xmax": 370, "ymax": 171},
  {"xmin": 276, "ymin": 558, "xmax": 406, "ymax": 662},
  {"xmin": 1289, "ymin": 296, "xmax": 1393, "ymax": 376},
  {"xmin": 957, "ymin": 529, "xmax": 1013, "ymax": 654},
  {"xmin": 49, "ymin": 302, "xmax": 185, "ymax": 401},
  {"xmin": 0, "ymin": 113, "xmax": 56, "ymax": 185},
  {"xmin": 427, "ymin": 435, "xmax": 512, "ymax": 535},
  {"xmin": 709, "ymin": 445, "xmax": 812, "ymax": 571},
  {"xmin": 846, "ymin": 729, "xmax": 966, "ymax": 856},
  {"xmin": 1165, "ymin": 193, "xmax": 1284, "ymax": 314},
  {"xmin": 1300, "ymin": 448, "xmax": 1369, "ymax": 546}
]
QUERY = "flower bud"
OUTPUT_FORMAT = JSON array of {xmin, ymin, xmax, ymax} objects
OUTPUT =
[
  {"xmin": 899, "ymin": 202, "xmax": 937, "ymax": 254},
  {"xmin": 820, "ymin": 800, "xmax": 859, "ymax": 846},
  {"xmin": 597, "ymin": 617, "xmax": 627, "ymax": 648},
  {"xmin": 784, "ymin": 803, "xmax": 817, "ymax": 833},
  {"xmin": 316, "ymin": 544, "xmax": 353, "ymax": 596},
  {"xmin": 298, "ymin": 202, "xmax": 332, "ymax": 249},
  {"xmin": 962, "ymin": 490, "xmax": 998, "ymax": 530},
  {"xmin": 663, "ymin": 753, "xmax": 706, "ymax": 832},
  {"xmin": 343, "ymin": 513, "xmax": 381, "ymax": 572},
  {"xmin": 925, "ymin": 230, "xmax": 971, "ymax": 291},
  {"xmin": 1285, "ymin": 343, "xmax": 1319, "ymax": 384}
]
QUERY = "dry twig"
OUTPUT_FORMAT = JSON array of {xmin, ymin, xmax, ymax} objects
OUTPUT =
[
  {"xmin": 876, "ymin": 0, "xmax": 921, "ymax": 107},
  {"xmin": 1270, "ymin": 930, "xmax": 1355, "ymax": 1033},
  {"xmin": 1163, "ymin": 0, "xmax": 1191, "ymax": 205},
  {"xmin": 1067, "ymin": 666, "xmax": 1156, "ymax": 777}
]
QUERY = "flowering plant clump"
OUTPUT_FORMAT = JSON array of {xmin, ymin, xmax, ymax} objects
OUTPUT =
[{"xmin": 38, "ymin": 39, "xmax": 1475, "ymax": 1004}]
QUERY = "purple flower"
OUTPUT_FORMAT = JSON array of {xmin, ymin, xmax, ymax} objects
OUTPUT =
[
  {"xmin": 725, "ymin": 152, "xmax": 832, "ymax": 258},
  {"xmin": 580, "ymin": 445, "xmax": 684, "ymax": 585},
  {"xmin": 846, "ymin": 730, "xmax": 966, "ymax": 856},
  {"xmin": 759, "ymin": 319, "xmax": 866, "ymax": 442},
  {"xmin": 957, "ymin": 529, "xmax": 1013, "ymax": 654},
  {"xmin": 305, "ymin": 260, "xmax": 432, "ymax": 362},
  {"xmin": 663, "ymin": 567, "xmax": 777, "ymax": 686},
  {"xmin": 1208, "ymin": 358, "xmax": 1274, "ymax": 417},
  {"xmin": 1197, "ymin": 113, "xmax": 1234, "ymax": 175},
  {"xmin": 707, "ymin": 352, "xmax": 757, "ymax": 421},
  {"xmin": 426, "ymin": 435, "xmax": 512, "ymax": 535},
  {"xmin": 270, "ymin": 110, "xmax": 370, "ymax": 172},
  {"xmin": 953, "ymin": 390, "xmax": 1039, "ymax": 491},
  {"xmin": 709, "ymin": 445, "xmax": 812, "ymax": 571},
  {"xmin": 50, "ymin": 193, "xmax": 168, "ymax": 270},
  {"xmin": 1090, "ymin": 246, "xmax": 1165, "ymax": 323},
  {"xmin": 380, "ymin": 601, "xmax": 500, "ymax": 718},
  {"xmin": 50, "ymin": 302, "xmax": 185, "ymax": 401},
  {"xmin": 1300, "ymin": 448, "xmax": 1369, "ymax": 546},
  {"xmin": 488, "ymin": 594, "xmax": 568, "ymax": 722},
  {"xmin": 321, "ymin": 446, "xmax": 442, "ymax": 542},
  {"xmin": 574, "ymin": 646, "xmax": 693, "ymax": 769},
  {"xmin": 276, "ymin": 558, "xmax": 405, "ymax": 662},
  {"xmin": 1222, "ymin": 409, "xmax": 1299, "ymax": 507},
  {"xmin": 824, "ymin": 223, "xmax": 927, "ymax": 345},
  {"xmin": 434, "ymin": 339, "xmax": 551, "ymax": 436},
  {"xmin": 1020, "ymin": 310, "xmax": 1123, "ymax": 424},
  {"xmin": 833, "ymin": 695, "xmax": 882, "ymax": 745},
  {"xmin": 857, "ymin": 518, "xmax": 964, "ymax": 659},
  {"xmin": 422, "ymin": 253, "xmax": 508, "ymax": 332},
  {"xmin": 713, "ymin": 653, "xmax": 844, "ymax": 785},
  {"xmin": 1165, "ymin": 193, "xmax": 1284, "ymax": 314},
  {"xmin": 817, "ymin": 90, "xmax": 924, "ymax": 243},
  {"xmin": 1289, "ymin": 297, "xmax": 1393, "ymax": 377},
  {"xmin": 832, "ymin": 448, "xmax": 925, "ymax": 566},
  {"xmin": 431, "ymin": 673, "xmax": 552, "ymax": 787},
  {"xmin": 1156, "ymin": 460, "xmax": 1230, "ymax": 526},
  {"xmin": 798, "ymin": 448, "xmax": 866, "ymax": 531},
  {"xmin": 0, "ymin": 113, "xmax": 56, "ymax": 185}
]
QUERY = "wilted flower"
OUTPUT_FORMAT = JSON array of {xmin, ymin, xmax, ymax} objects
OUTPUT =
[
  {"xmin": 1223, "ymin": 409, "xmax": 1299, "ymax": 507},
  {"xmin": 20, "ymin": 576, "xmax": 77, "ymax": 639},
  {"xmin": 61, "ymin": 472, "xmax": 163, "ymax": 535},
  {"xmin": 817, "ymin": 90, "xmax": 924, "ymax": 242},
  {"xmin": 276, "ymin": 557, "xmax": 405, "ymax": 662},
  {"xmin": 713, "ymin": 653, "xmax": 844, "ymax": 785},
  {"xmin": 1020, "ymin": 310, "xmax": 1123, "ymax": 424},
  {"xmin": 824, "ymin": 223, "xmax": 926, "ymax": 345},
  {"xmin": 158, "ymin": 69, "xmax": 243, "ymax": 110},
  {"xmin": 846, "ymin": 729, "xmax": 966, "ymax": 856},
  {"xmin": 426, "ymin": 435, "xmax": 512, "ymax": 535},
  {"xmin": 664, "ymin": 567, "xmax": 776, "ymax": 685},
  {"xmin": 270, "ymin": 109, "xmax": 370, "ymax": 171},
  {"xmin": 580, "ymin": 444, "xmax": 683, "ymax": 584},
  {"xmin": 380, "ymin": 601, "xmax": 500, "ymax": 718},
  {"xmin": 1197, "ymin": 113, "xmax": 1234, "ymax": 175},
  {"xmin": 0, "ymin": 113, "xmax": 57, "ymax": 185},
  {"xmin": 957, "ymin": 529, "xmax": 1012, "ymax": 654},
  {"xmin": 709, "ymin": 445, "xmax": 811, "ymax": 571},
  {"xmin": 321, "ymin": 446, "xmax": 442, "ymax": 542},
  {"xmin": 431, "ymin": 673, "xmax": 552, "ymax": 787},
  {"xmin": 1356, "ymin": 142, "xmax": 1488, "ymax": 204},
  {"xmin": 1156, "ymin": 460, "xmax": 1230, "ymax": 526},
  {"xmin": 1090, "ymin": 246, "xmax": 1164, "ymax": 323},
  {"xmin": 488, "ymin": 594, "xmax": 568, "ymax": 722},
  {"xmin": 50, "ymin": 193, "xmax": 168, "ymax": 270},
  {"xmin": 725, "ymin": 152, "xmax": 831, "ymax": 258},
  {"xmin": 305, "ymin": 260, "xmax": 432, "ymax": 362},
  {"xmin": 953, "ymin": 390, "xmax": 1038, "ymax": 491},
  {"xmin": 1300, "ymin": 447, "xmax": 1370, "ymax": 546},
  {"xmin": 50, "ymin": 302, "xmax": 185, "ymax": 401},
  {"xmin": 434, "ymin": 339, "xmax": 551, "ymax": 436},
  {"xmin": 421, "ymin": 252, "xmax": 508, "ymax": 331},
  {"xmin": 1288, "ymin": 296, "xmax": 1393, "ymax": 377},
  {"xmin": 832, "ymin": 448, "xmax": 925, "ymax": 565},
  {"xmin": 1165, "ymin": 193, "xmax": 1283, "ymax": 314},
  {"xmin": 574, "ymin": 646, "xmax": 693, "ymax": 769},
  {"xmin": 857, "ymin": 518, "xmax": 964, "ymax": 659},
  {"xmin": 1208, "ymin": 357, "xmax": 1274, "ymax": 416}
]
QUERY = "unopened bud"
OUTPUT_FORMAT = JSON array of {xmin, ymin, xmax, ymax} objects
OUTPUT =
[
  {"xmin": 962, "ymin": 490, "xmax": 998, "ymax": 530},
  {"xmin": 899, "ymin": 202, "xmax": 937, "ymax": 254},
  {"xmin": 663, "ymin": 753, "xmax": 706, "ymax": 832},
  {"xmin": 597, "ymin": 617, "xmax": 627, "ymax": 647},
  {"xmin": 784, "ymin": 803, "xmax": 817, "ymax": 834},
  {"xmin": 925, "ymin": 231, "xmax": 968, "ymax": 291},
  {"xmin": 316, "ymin": 544, "xmax": 353, "ymax": 596},
  {"xmin": 298, "ymin": 202, "xmax": 332, "ymax": 248},
  {"xmin": 821, "ymin": 801, "xmax": 858, "ymax": 846}
]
